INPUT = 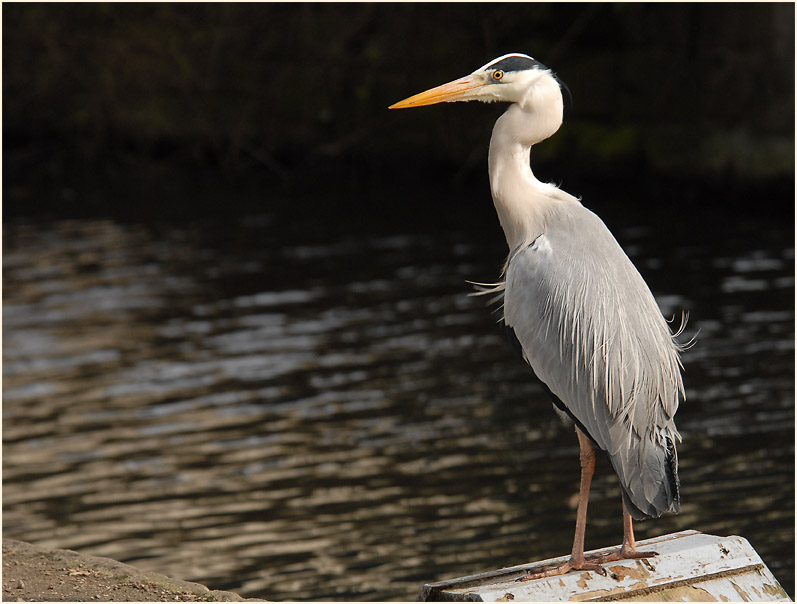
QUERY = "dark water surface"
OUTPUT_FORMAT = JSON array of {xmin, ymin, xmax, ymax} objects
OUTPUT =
[{"xmin": 3, "ymin": 196, "xmax": 794, "ymax": 600}]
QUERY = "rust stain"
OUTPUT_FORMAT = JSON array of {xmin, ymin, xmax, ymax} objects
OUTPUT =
[
  {"xmin": 595, "ymin": 584, "xmax": 718, "ymax": 602},
  {"xmin": 569, "ymin": 587, "xmax": 615, "ymax": 601},
  {"xmin": 679, "ymin": 585, "xmax": 721, "ymax": 602},
  {"xmin": 730, "ymin": 580, "xmax": 752, "ymax": 602},
  {"xmin": 569, "ymin": 584, "xmax": 644, "ymax": 602},
  {"xmin": 580, "ymin": 563, "xmax": 773, "ymax": 602},
  {"xmin": 607, "ymin": 563, "xmax": 652, "ymax": 581},
  {"xmin": 762, "ymin": 581, "xmax": 789, "ymax": 598}
]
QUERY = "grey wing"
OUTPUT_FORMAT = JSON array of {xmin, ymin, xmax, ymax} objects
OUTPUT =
[{"xmin": 503, "ymin": 207, "xmax": 683, "ymax": 520}]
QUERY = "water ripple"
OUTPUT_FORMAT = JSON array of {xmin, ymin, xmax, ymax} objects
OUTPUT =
[{"xmin": 3, "ymin": 214, "xmax": 793, "ymax": 600}]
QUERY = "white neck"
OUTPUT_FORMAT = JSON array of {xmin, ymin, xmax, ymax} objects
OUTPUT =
[{"xmin": 487, "ymin": 78, "xmax": 569, "ymax": 252}]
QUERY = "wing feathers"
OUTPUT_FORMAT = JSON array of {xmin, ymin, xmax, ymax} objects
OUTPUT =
[{"xmin": 502, "ymin": 206, "xmax": 683, "ymax": 519}]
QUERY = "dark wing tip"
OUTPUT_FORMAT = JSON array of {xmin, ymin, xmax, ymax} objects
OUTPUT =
[{"xmin": 622, "ymin": 436, "xmax": 681, "ymax": 521}]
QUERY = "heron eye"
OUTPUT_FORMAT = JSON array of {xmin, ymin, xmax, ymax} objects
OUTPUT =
[{"xmin": 492, "ymin": 70, "xmax": 504, "ymax": 81}]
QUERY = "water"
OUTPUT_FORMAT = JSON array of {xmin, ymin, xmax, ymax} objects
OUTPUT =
[{"xmin": 3, "ymin": 198, "xmax": 794, "ymax": 600}]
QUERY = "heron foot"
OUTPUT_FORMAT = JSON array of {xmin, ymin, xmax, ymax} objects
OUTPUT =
[
  {"xmin": 515, "ymin": 547, "xmax": 657, "ymax": 582},
  {"xmin": 588, "ymin": 547, "xmax": 658, "ymax": 564},
  {"xmin": 516, "ymin": 558, "xmax": 607, "ymax": 582}
]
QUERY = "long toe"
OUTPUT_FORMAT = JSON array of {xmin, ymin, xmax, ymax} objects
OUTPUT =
[
  {"xmin": 586, "ymin": 547, "xmax": 658, "ymax": 564},
  {"xmin": 621, "ymin": 547, "xmax": 657, "ymax": 559},
  {"xmin": 516, "ymin": 561, "xmax": 574, "ymax": 581},
  {"xmin": 517, "ymin": 557, "xmax": 608, "ymax": 582}
]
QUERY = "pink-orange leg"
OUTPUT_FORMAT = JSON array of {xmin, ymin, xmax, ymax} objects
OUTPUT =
[
  {"xmin": 518, "ymin": 429, "xmax": 658, "ymax": 582},
  {"xmin": 588, "ymin": 503, "xmax": 657, "ymax": 563},
  {"xmin": 519, "ymin": 428, "xmax": 606, "ymax": 581}
]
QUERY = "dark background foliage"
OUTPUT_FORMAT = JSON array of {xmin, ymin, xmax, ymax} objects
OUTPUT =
[{"xmin": 3, "ymin": 3, "xmax": 794, "ymax": 223}]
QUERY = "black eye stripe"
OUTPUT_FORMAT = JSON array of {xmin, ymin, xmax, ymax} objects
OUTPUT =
[{"xmin": 487, "ymin": 56, "xmax": 548, "ymax": 73}]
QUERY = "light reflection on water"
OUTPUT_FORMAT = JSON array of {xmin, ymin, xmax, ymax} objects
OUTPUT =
[{"xmin": 3, "ymin": 209, "xmax": 794, "ymax": 600}]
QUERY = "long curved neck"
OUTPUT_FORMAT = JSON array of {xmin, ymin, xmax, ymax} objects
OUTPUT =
[{"xmin": 487, "ymin": 89, "xmax": 566, "ymax": 252}]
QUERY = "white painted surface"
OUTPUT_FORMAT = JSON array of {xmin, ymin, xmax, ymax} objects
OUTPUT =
[{"xmin": 417, "ymin": 530, "xmax": 790, "ymax": 601}]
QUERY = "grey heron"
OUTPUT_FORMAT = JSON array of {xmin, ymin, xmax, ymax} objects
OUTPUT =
[{"xmin": 390, "ymin": 53, "xmax": 685, "ymax": 578}]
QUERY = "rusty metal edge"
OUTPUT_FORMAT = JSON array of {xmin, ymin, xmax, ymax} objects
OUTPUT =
[{"xmin": 587, "ymin": 563, "xmax": 767, "ymax": 601}]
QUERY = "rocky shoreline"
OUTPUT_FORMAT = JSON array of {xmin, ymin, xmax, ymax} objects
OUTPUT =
[{"xmin": 2, "ymin": 539, "xmax": 265, "ymax": 602}]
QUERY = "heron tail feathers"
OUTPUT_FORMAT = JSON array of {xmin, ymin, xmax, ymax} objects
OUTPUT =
[{"xmin": 617, "ymin": 435, "xmax": 680, "ymax": 521}]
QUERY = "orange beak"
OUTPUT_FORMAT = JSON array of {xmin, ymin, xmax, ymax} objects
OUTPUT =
[{"xmin": 389, "ymin": 74, "xmax": 487, "ymax": 109}]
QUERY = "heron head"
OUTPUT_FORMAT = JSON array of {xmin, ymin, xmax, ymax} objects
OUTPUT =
[{"xmin": 389, "ymin": 53, "xmax": 562, "ymax": 110}]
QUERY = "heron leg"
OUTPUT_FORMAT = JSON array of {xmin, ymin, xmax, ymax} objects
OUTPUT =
[
  {"xmin": 518, "ymin": 428, "xmax": 606, "ymax": 581},
  {"xmin": 587, "ymin": 502, "xmax": 657, "ymax": 563},
  {"xmin": 568, "ymin": 428, "xmax": 601, "ymax": 567}
]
